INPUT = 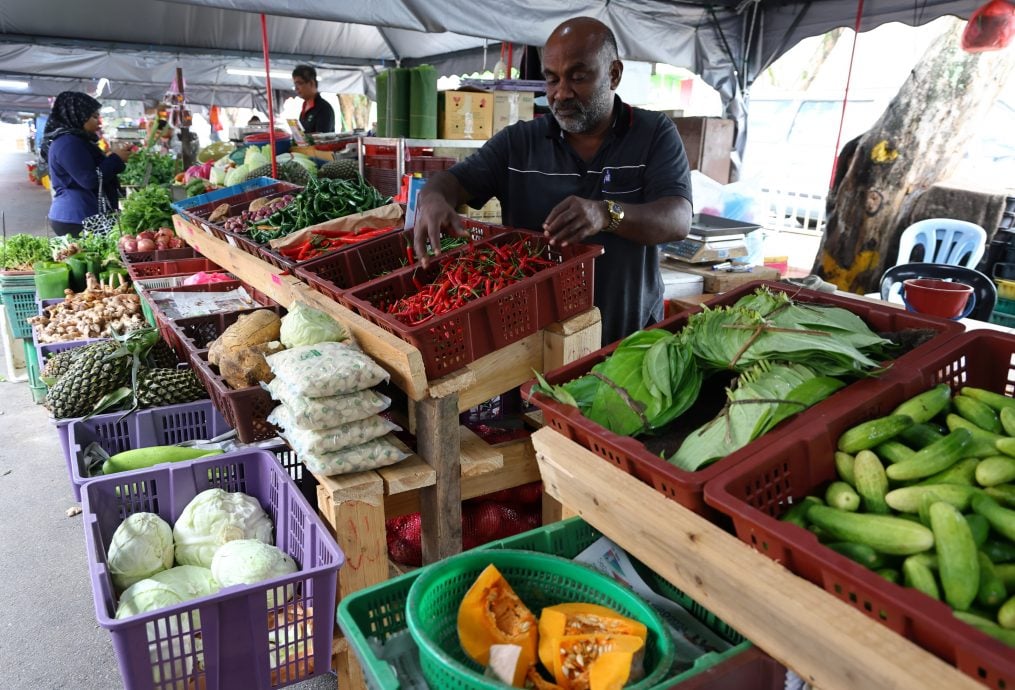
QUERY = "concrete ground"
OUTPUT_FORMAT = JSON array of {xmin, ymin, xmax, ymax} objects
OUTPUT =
[{"xmin": 0, "ymin": 150, "xmax": 337, "ymax": 689}]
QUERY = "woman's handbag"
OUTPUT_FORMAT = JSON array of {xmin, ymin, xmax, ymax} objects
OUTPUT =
[{"xmin": 81, "ymin": 167, "xmax": 119, "ymax": 234}]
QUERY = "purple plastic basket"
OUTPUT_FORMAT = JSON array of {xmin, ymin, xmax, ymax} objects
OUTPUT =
[
  {"xmin": 81, "ymin": 449, "xmax": 343, "ymax": 690},
  {"xmin": 66, "ymin": 400, "xmax": 229, "ymax": 501}
]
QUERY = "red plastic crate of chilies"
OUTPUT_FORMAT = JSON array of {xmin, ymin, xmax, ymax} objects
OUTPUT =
[{"xmin": 343, "ymin": 231, "xmax": 602, "ymax": 379}]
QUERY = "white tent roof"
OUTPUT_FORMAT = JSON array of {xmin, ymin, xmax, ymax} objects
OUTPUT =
[{"xmin": 0, "ymin": 0, "xmax": 981, "ymax": 115}]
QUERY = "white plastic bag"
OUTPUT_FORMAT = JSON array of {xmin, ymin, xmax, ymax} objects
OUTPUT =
[
  {"xmin": 269, "ymin": 406, "xmax": 399, "ymax": 455},
  {"xmin": 299, "ymin": 436, "xmax": 409, "ymax": 476},
  {"xmin": 266, "ymin": 342, "xmax": 389, "ymax": 397},
  {"xmin": 262, "ymin": 379, "xmax": 391, "ymax": 430}
]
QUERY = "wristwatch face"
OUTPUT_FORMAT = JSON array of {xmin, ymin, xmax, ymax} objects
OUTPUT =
[{"xmin": 607, "ymin": 201, "xmax": 624, "ymax": 221}]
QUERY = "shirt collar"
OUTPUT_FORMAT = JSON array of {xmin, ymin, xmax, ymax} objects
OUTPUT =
[{"xmin": 545, "ymin": 94, "xmax": 631, "ymax": 140}]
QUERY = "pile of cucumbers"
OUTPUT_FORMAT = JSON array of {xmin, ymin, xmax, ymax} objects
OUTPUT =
[{"xmin": 783, "ymin": 383, "xmax": 1015, "ymax": 647}]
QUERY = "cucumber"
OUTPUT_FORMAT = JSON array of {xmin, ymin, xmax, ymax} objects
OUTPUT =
[
  {"xmin": 998, "ymin": 564, "xmax": 1015, "ymax": 589},
  {"xmin": 854, "ymin": 450, "xmax": 890, "ymax": 514},
  {"xmin": 977, "ymin": 551, "xmax": 1008, "ymax": 608},
  {"xmin": 900, "ymin": 422, "xmax": 946, "ymax": 449},
  {"xmin": 946, "ymin": 415, "xmax": 1007, "ymax": 458},
  {"xmin": 916, "ymin": 458, "xmax": 979, "ymax": 487},
  {"xmin": 953, "ymin": 395, "xmax": 1003, "ymax": 434},
  {"xmin": 825, "ymin": 481, "xmax": 861, "ymax": 512},
  {"xmin": 834, "ymin": 451, "xmax": 856, "ymax": 486},
  {"xmin": 983, "ymin": 539, "xmax": 1015, "ymax": 564},
  {"xmin": 101, "ymin": 446, "xmax": 225, "ymax": 475},
  {"xmin": 874, "ymin": 441, "xmax": 915, "ymax": 465},
  {"xmin": 930, "ymin": 501, "xmax": 980, "ymax": 611},
  {"xmin": 808, "ymin": 504, "xmax": 935, "ymax": 555},
  {"xmin": 986, "ymin": 484, "xmax": 1015, "ymax": 509},
  {"xmin": 885, "ymin": 429, "xmax": 972, "ymax": 481},
  {"xmin": 909, "ymin": 552, "xmax": 939, "ymax": 569},
  {"xmin": 961, "ymin": 387, "xmax": 1015, "ymax": 413},
  {"xmin": 826, "ymin": 541, "xmax": 885, "ymax": 569},
  {"xmin": 877, "ymin": 568, "xmax": 901, "ymax": 584},
  {"xmin": 903, "ymin": 556, "xmax": 941, "ymax": 600},
  {"xmin": 965, "ymin": 513, "xmax": 990, "ymax": 547},
  {"xmin": 1002, "ymin": 407, "xmax": 1015, "ymax": 437},
  {"xmin": 975, "ymin": 456, "xmax": 1015, "ymax": 487},
  {"xmin": 885, "ymin": 484, "xmax": 980, "ymax": 513},
  {"xmin": 954, "ymin": 615, "xmax": 1015, "ymax": 647},
  {"xmin": 780, "ymin": 496, "xmax": 822, "ymax": 528},
  {"xmin": 954, "ymin": 609, "xmax": 999, "ymax": 629},
  {"xmin": 892, "ymin": 384, "xmax": 951, "ymax": 424},
  {"xmin": 837, "ymin": 415, "xmax": 913, "ymax": 454},
  {"xmin": 808, "ymin": 524, "xmax": 833, "ymax": 543},
  {"xmin": 997, "ymin": 437, "xmax": 1015, "ymax": 459},
  {"xmin": 972, "ymin": 494, "xmax": 1015, "ymax": 542},
  {"xmin": 1000, "ymin": 594, "xmax": 1015, "ymax": 629}
]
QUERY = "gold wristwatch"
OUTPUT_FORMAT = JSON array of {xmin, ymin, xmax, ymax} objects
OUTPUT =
[{"xmin": 603, "ymin": 200, "xmax": 624, "ymax": 233}]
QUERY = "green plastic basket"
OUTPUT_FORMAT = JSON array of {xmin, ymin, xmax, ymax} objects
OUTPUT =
[
  {"xmin": 338, "ymin": 518, "xmax": 750, "ymax": 690},
  {"xmin": 994, "ymin": 296, "xmax": 1015, "ymax": 316},
  {"xmin": 406, "ymin": 549, "xmax": 675, "ymax": 689},
  {"xmin": 990, "ymin": 310, "xmax": 1015, "ymax": 328},
  {"xmin": 1, "ymin": 287, "xmax": 38, "ymax": 339},
  {"xmin": 23, "ymin": 340, "xmax": 46, "ymax": 404}
]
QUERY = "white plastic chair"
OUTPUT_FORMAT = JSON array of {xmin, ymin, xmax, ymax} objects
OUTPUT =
[{"xmin": 895, "ymin": 218, "xmax": 987, "ymax": 267}]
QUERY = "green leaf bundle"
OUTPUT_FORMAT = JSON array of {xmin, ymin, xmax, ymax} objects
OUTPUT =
[
  {"xmin": 0, "ymin": 234, "xmax": 51, "ymax": 269},
  {"xmin": 117, "ymin": 186, "xmax": 174, "ymax": 235}
]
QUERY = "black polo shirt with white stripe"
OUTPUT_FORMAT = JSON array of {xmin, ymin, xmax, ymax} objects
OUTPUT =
[{"xmin": 448, "ymin": 95, "xmax": 692, "ymax": 345}]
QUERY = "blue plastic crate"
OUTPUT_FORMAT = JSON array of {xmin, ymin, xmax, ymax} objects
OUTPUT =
[{"xmin": 170, "ymin": 177, "xmax": 301, "ymax": 223}]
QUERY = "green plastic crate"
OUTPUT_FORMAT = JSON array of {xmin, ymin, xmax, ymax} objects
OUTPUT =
[
  {"xmin": 23, "ymin": 340, "xmax": 46, "ymax": 404},
  {"xmin": 993, "ymin": 297, "xmax": 1015, "ymax": 316},
  {"xmin": 990, "ymin": 310, "xmax": 1015, "ymax": 328},
  {"xmin": 337, "ymin": 517, "xmax": 751, "ymax": 690},
  {"xmin": 1, "ymin": 287, "xmax": 38, "ymax": 339}
]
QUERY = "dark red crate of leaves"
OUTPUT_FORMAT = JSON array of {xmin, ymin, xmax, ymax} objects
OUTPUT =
[
  {"xmin": 295, "ymin": 218, "xmax": 510, "ymax": 306},
  {"xmin": 521, "ymin": 280, "xmax": 964, "ymax": 518},
  {"xmin": 704, "ymin": 329, "xmax": 1015, "ymax": 688},
  {"xmin": 344, "ymin": 231, "xmax": 601, "ymax": 379}
]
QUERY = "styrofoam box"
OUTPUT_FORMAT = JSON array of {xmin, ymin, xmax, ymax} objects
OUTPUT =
[{"xmin": 661, "ymin": 266, "xmax": 704, "ymax": 299}]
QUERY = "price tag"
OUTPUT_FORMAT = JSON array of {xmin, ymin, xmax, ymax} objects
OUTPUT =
[
  {"xmin": 270, "ymin": 274, "xmax": 282, "ymax": 286},
  {"xmin": 226, "ymin": 236, "xmax": 237, "ymax": 248},
  {"xmin": 201, "ymin": 223, "xmax": 213, "ymax": 235}
]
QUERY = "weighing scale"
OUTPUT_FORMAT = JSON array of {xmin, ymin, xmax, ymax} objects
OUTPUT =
[{"xmin": 661, "ymin": 214, "xmax": 761, "ymax": 264}]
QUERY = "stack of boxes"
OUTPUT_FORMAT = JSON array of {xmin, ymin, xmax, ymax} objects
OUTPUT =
[{"xmin": 438, "ymin": 87, "xmax": 535, "ymax": 140}]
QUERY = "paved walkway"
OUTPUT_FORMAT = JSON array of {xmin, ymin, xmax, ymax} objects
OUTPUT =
[{"xmin": 0, "ymin": 150, "xmax": 53, "ymax": 238}]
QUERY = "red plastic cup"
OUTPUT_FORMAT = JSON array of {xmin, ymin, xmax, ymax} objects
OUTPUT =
[{"xmin": 902, "ymin": 278, "xmax": 974, "ymax": 319}]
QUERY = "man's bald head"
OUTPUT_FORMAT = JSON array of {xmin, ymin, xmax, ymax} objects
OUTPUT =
[{"xmin": 547, "ymin": 17, "xmax": 619, "ymax": 68}]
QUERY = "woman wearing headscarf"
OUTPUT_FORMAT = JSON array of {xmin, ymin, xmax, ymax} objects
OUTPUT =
[{"xmin": 41, "ymin": 91, "xmax": 133, "ymax": 237}]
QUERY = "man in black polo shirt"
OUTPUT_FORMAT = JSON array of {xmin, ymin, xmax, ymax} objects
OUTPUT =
[
  {"xmin": 413, "ymin": 16, "xmax": 692, "ymax": 345},
  {"xmin": 292, "ymin": 65, "xmax": 335, "ymax": 134}
]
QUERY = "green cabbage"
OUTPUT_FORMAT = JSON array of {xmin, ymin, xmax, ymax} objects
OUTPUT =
[
  {"xmin": 210, "ymin": 539, "xmax": 298, "ymax": 608},
  {"xmin": 114, "ymin": 566, "xmax": 219, "ymax": 619},
  {"xmin": 173, "ymin": 489, "xmax": 274, "ymax": 568},
  {"xmin": 107, "ymin": 512, "xmax": 174, "ymax": 591},
  {"xmin": 279, "ymin": 301, "xmax": 349, "ymax": 348}
]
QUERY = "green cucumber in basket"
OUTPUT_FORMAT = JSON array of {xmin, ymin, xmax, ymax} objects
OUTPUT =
[
  {"xmin": 997, "ymin": 437, "xmax": 1015, "ymax": 458},
  {"xmin": 986, "ymin": 484, "xmax": 1015, "ymax": 508},
  {"xmin": 916, "ymin": 458, "xmax": 979, "ymax": 487},
  {"xmin": 953, "ymin": 611, "xmax": 1015, "ymax": 647},
  {"xmin": 961, "ymin": 387, "xmax": 1015, "ymax": 414},
  {"xmin": 892, "ymin": 384, "xmax": 952, "ymax": 424},
  {"xmin": 1001, "ymin": 407, "xmax": 1015, "ymax": 437},
  {"xmin": 997, "ymin": 564, "xmax": 1015, "ymax": 589},
  {"xmin": 977, "ymin": 552, "xmax": 1008, "ymax": 608},
  {"xmin": 853, "ymin": 450, "xmax": 890, "ymax": 514},
  {"xmin": 900, "ymin": 422, "xmax": 947, "ymax": 449},
  {"xmin": 952, "ymin": 395, "xmax": 1002, "ymax": 434},
  {"xmin": 946, "ymin": 415, "xmax": 1007, "ymax": 458},
  {"xmin": 929, "ymin": 501, "xmax": 980, "ymax": 611},
  {"xmin": 983, "ymin": 539, "xmax": 1015, "ymax": 564},
  {"xmin": 874, "ymin": 440, "xmax": 915, "ymax": 465},
  {"xmin": 834, "ymin": 451, "xmax": 856, "ymax": 486},
  {"xmin": 837, "ymin": 414, "xmax": 913, "ymax": 454},
  {"xmin": 877, "ymin": 568, "xmax": 901, "ymax": 584},
  {"xmin": 999, "ymin": 594, "xmax": 1015, "ymax": 629},
  {"xmin": 965, "ymin": 513, "xmax": 990, "ymax": 548},
  {"xmin": 825, "ymin": 481, "xmax": 860, "ymax": 512},
  {"xmin": 973, "ymin": 494, "xmax": 1015, "ymax": 542},
  {"xmin": 885, "ymin": 429, "xmax": 972, "ymax": 482},
  {"xmin": 806, "ymin": 504, "xmax": 934, "ymax": 555},
  {"xmin": 825, "ymin": 541, "xmax": 886, "ymax": 570},
  {"xmin": 780, "ymin": 496, "xmax": 823, "ymax": 528},
  {"xmin": 975, "ymin": 456, "xmax": 1015, "ymax": 487},
  {"xmin": 885, "ymin": 484, "xmax": 980, "ymax": 514},
  {"xmin": 101, "ymin": 446, "xmax": 224, "ymax": 475},
  {"xmin": 903, "ymin": 556, "xmax": 941, "ymax": 600}
]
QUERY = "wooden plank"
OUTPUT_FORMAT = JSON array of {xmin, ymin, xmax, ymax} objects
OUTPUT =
[
  {"xmin": 543, "ymin": 307, "xmax": 601, "ymax": 337},
  {"xmin": 417, "ymin": 394, "xmax": 463, "ymax": 563},
  {"xmin": 530, "ymin": 428, "xmax": 983, "ymax": 690},
  {"xmin": 313, "ymin": 469, "xmax": 384, "ymax": 505},
  {"xmin": 174, "ymin": 215, "xmax": 429, "ymax": 400},
  {"xmin": 378, "ymin": 454, "xmax": 435, "ymax": 496},
  {"xmin": 522, "ymin": 409, "xmax": 545, "ymax": 430},
  {"xmin": 459, "ymin": 426, "xmax": 504, "ymax": 478},
  {"xmin": 543, "ymin": 312, "xmax": 601, "ymax": 372}
]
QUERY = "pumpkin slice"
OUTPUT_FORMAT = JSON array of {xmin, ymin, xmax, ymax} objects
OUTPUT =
[
  {"xmin": 549, "ymin": 633, "xmax": 645, "ymax": 690},
  {"xmin": 457, "ymin": 564, "xmax": 538, "ymax": 687},
  {"xmin": 538, "ymin": 603, "xmax": 647, "ymax": 672},
  {"xmin": 526, "ymin": 666, "xmax": 565, "ymax": 689}
]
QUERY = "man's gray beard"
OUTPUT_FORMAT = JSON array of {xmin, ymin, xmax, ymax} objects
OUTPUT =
[{"xmin": 552, "ymin": 87, "xmax": 613, "ymax": 134}]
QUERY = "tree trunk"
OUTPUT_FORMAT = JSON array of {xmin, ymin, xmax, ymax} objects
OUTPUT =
[{"xmin": 814, "ymin": 18, "xmax": 1015, "ymax": 293}]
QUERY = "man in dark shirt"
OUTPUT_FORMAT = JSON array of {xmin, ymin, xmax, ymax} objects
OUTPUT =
[
  {"xmin": 413, "ymin": 17, "xmax": 692, "ymax": 345},
  {"xmin": 292, "ymin": 65, "xmax": 335, "ymax": 134}
]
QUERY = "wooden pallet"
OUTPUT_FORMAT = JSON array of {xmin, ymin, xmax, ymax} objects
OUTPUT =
[{"xmin": 173, "ymin": 215, "xmax": 602, "ymax": 688}]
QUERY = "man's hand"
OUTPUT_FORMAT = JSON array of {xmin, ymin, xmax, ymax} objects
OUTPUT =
[
  {"xmin": 542, "ymin": 196, "xmax": 609, "ymax": 247},
  {"xmin": 413, "ymin": 185, "xmax": 467, "ymax": 268}
]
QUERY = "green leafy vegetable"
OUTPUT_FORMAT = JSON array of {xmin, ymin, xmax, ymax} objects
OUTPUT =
[
  {"xmin": 117, "ymin": 186, "xmax": 174, "ymax": 235},
  {"xmin": 0, "ymin": 234, "xmax": 51, "ymax": 269},
  {"xmin": 120, "ymin": 148, "xmax": 179, "ymax": 186}
]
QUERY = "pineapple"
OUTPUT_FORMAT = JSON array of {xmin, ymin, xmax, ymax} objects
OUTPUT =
[
  {"xmin": 319, "ymin": 158, "xmax": 359, "ymax": 180},
  {"xmin": 145, "ymin": 340, "xmax": 180, "ymax": 369},
  {"xmin": 44, "ymin": 341, "xmax": 130, "ymax": 418},
  {"xmin": 41, "ymin": 344, "xmax": 94, "ymax": 382},
  {"xmin": 135, "ymin": 368, "xmax": 207, "ymax": 408}
]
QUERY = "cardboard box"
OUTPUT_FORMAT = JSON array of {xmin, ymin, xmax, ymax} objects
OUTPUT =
[
  {"xmin": 492, "ymin": 91, "xmax": 535, "ymax": 135},
  {"xmin": 438, "ymin": 89, "xmax": 494, "ymax": 140}
]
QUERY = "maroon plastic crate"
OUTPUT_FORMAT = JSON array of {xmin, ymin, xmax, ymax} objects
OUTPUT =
[
  {"xmin": 668, "ymin": 647, "xmax": 787, "ymax": 689},
  {"xmin": 168, "ymin": 304, "xmax": 287, "ymax": 365},
  {"xmin": 190, "ymin": 349, "xmax": 278, "ymax": 443},
  {"xmin": 521, "ymin": 280, "xmax": 965, "ymax": 517},
  {"xmin": 118, "ymin": 246, "xmax": 196, "ymax": 265},
  {"xmin": 126, "ymin": 257, "xmax": 222, "ymax": 282},
  {"xmin": 344, "ymin": 231, "xmax": 601, "ymax": 379},
  {"xmin": 704, "ymin": 329, "xmax": 1015, "ymax": 689},
  {"xmin": 294, "ymin": 219, "xmax": 510, "ymax": 305},
  {"xmin": 178, "ymin": 181, "xmax": 301, "ymax": 240},
  {"xmin": 258, "ymin": 223, "xmax": 407, "ymax": 274}
]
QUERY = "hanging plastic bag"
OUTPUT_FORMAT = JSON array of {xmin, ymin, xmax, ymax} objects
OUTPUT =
[{"xmin": 962, "ymin": 0, "xmax": 1015, "ymax": 53}]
